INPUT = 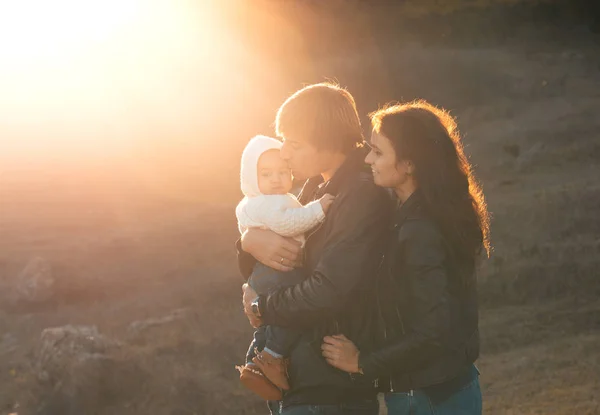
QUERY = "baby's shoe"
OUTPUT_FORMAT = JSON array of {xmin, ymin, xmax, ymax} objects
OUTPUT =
[
  {"xmin": 252, "ymin": 350, "xmax": 290, "ymax": 391},
  {"xmin": 236, "ymin": 363, "xmax": 282, "ymax": 401}
]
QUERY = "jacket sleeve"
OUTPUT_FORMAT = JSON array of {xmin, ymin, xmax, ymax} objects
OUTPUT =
[
  {"xmin": 260, "ymin": 180, "xmax": 391, "ymax": 329},
  {"xmin": 358, "ymin": 220, "xmax": 452, "ymax": 378}
]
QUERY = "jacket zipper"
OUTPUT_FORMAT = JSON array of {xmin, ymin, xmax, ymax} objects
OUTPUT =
[
  {"xmin": 380, "ymin": 310, "xmax": 393, "ymax": 392},
  {"xmin": 302, "ymin": 219, "xmax": 324, "ymax": 264},
  {"xmin": 392, "ymin": 266, "xmax": 414, "ymax": 396},
  {"xmin": 379, "ymin": 261, "xmax": 395, "ymax": 393},
  {"xmin": 305, "ymin": 216, "xmax": 343, "ymax": 355},
  {"xmin": 373, "ymin": 255, "xmax": 389, "ymax": 392},
  {"xmin": 381, "ymin": 220, "xmax": 415, "ymax": 396},
  {"xmin": 377, "ymin": 251, "xmax": 396, "ymax": 393},
  {"xmin": 390, "ymin": 310, "xmax": 413, "ymax": 396},
  {"xmin": 306, "ymin": 219, "xmax": 340, "ymax": 335},
  {"xmin": 305, "ymin": 220, "xmax": 324, "ymax": 241}
]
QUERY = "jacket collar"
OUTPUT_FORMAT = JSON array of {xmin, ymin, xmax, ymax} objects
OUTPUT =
[
  {"xmin": 394, "ymin": 189, "xmax": 424, "ymax": 225},
  {"xmin": 299, "ymin": 146, "xmax": 370, "ymax": 203}
]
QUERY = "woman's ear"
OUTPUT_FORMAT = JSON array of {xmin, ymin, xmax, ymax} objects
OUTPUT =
[
  {"xmin": 405, "ymin": 160, "xmax": 415, "ymax": 176},
  {"xmin": 398, "ymin": 160, "xmax": 415, "ymax": 176}
]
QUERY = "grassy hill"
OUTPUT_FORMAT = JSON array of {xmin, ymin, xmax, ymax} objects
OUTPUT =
[{"xmin": 0, "ymin": 2, "xmax": 598, "ymax": 414}]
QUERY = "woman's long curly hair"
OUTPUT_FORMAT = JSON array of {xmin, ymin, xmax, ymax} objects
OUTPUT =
[{"xmin": 370, "ymin": 100, "xmax": 491, "ymax": 262}]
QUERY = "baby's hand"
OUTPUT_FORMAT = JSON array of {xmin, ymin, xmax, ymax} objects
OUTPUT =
[{"xmin": 319, "ymin": 194, "xmax": 335, "ymax": 214}]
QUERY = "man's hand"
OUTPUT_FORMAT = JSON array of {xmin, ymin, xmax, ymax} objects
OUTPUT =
[
  {"xmin": 242, "ymin": 283, "xmax": 263, "ymax": 328},
  {"xmin": 321, "ymin": 334, "xmax": 362, "ymax": 374},
  {"xmin": 241, "ymin": 228, "xmax": 302, "ymax": 272}
]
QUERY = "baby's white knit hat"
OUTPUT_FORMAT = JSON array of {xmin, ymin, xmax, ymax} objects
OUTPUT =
[{"xmin": 240, "ymin": 135, "xmax": 283, "ymax": 197}]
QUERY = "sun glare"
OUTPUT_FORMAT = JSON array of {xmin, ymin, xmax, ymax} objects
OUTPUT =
[
  {"xmin": 0, "ymin": 0, "xmax": 140, "ymax": 64},
  {"xmin": 0, "ymin": 0, "xmax": 225, "ymax": 152}
]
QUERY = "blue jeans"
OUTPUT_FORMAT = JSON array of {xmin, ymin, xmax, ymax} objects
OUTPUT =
[
  {"xmin": 384, "ymin": 365, "xmax": 482, "ymax": 415},
  {"xmin": 268, "ymin": 400, "xmax": 379, "ymax": 415},
  {"xmin": 246, "ymin": 263, "xmax": 306, "ymax": 363},
  {"xmin": 248, "ymin": 263, "xmax": 306, "ymax": 295}
]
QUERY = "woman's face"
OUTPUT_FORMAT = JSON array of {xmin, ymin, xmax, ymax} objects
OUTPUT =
[{"xmin": 365, "ymin": 130, "xmax": 413, "ymax": 189}]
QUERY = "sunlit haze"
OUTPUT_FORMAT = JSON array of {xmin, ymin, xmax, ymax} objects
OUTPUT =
[
  {"xmin": 0, "ymin": 1, "xmax": 246, "ymax": 167},
  {"xmin": 0, "ymin": 1, "xmax": 599, "ymax": 412}
]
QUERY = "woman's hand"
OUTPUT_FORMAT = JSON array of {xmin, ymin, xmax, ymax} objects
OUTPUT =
[
  {"xmin": 321, "ymin": 334, "xmax": 362, "ymax": 374},
  {"xmin": 242, "ymin": 283, "xmax": 263, "ymax": 328},
  {"xmin": 241, "ymin": 228, "xmax": 302, "ymax": 272}
]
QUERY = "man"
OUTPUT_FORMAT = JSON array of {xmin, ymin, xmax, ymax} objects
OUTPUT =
[{"xmin": 238, "ymin": 82, "xmax": 392, "ymax": 415}]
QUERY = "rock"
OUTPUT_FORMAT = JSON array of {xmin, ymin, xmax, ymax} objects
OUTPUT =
[
  {"xmin": 14, "ymin": 257, "xmax": 55, "ymax": 304},
  {"xmin": 36, "ymin": 325, "xmax": 119, "ymax": 382},
  {"xmin": 127, "ymin": 308, "xmax": 191, "ymax": 336},
  {"xmin": 5, "ymin": 259, "xmax": 107, "ymax": 311},
  {"xmin": 33, "ymin": 325, "xmax": 143, "ymax": 415}
]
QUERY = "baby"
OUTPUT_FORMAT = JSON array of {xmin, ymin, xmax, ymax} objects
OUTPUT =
[{"xmin": 235, "ymin": 135, "xmax": 334, "ymax": 400}]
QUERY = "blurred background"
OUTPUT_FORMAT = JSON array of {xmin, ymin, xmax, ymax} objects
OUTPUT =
[{"xmin": 0, "ymin": 0, "xmax": 599, "ymax": 414}]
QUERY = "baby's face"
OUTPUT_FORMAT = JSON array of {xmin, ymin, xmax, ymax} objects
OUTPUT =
[{"xmin": 257, "ymin": 149, "xmax": 293, "ymax": 195}]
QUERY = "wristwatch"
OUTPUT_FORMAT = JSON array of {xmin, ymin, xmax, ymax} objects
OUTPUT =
[{"xmin": 251, "ymin": 297, "xmax": 262, "ymax": 318}]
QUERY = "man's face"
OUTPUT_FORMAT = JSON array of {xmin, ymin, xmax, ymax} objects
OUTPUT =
[{"xmin": 280, "ymin": 136, "xmax": 331, "ymax": 180}]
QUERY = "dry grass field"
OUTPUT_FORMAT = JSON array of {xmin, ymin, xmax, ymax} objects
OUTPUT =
[{"xmin": 0, "ymin": 2, "xmax": 598, "ymax": 414}]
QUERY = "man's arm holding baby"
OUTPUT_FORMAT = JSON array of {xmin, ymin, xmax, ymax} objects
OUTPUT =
[
  {"xmin": 243, "ymin": 181, "xmax": 391, "ymax": 329},
  {"xmin": 235, "ymin": 194, "xmax": 333, "ymax": 276},
  {"xmin": 237, "ymin": 230, "xmax": 301, "ymax": 275}
]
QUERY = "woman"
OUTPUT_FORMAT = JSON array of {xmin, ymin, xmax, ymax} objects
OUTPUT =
[{"xmin": 321, "ymin": 100, "xmax": 490, "ymax": 414}]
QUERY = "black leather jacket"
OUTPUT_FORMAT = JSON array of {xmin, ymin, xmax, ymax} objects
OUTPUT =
[
  {"xmin": 359, "ymin": 190, "xmax": 480, "ymax": 393},
  {"xmin": 237, "ymin": 148, "xmax": 393, "ymax": 407}
]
